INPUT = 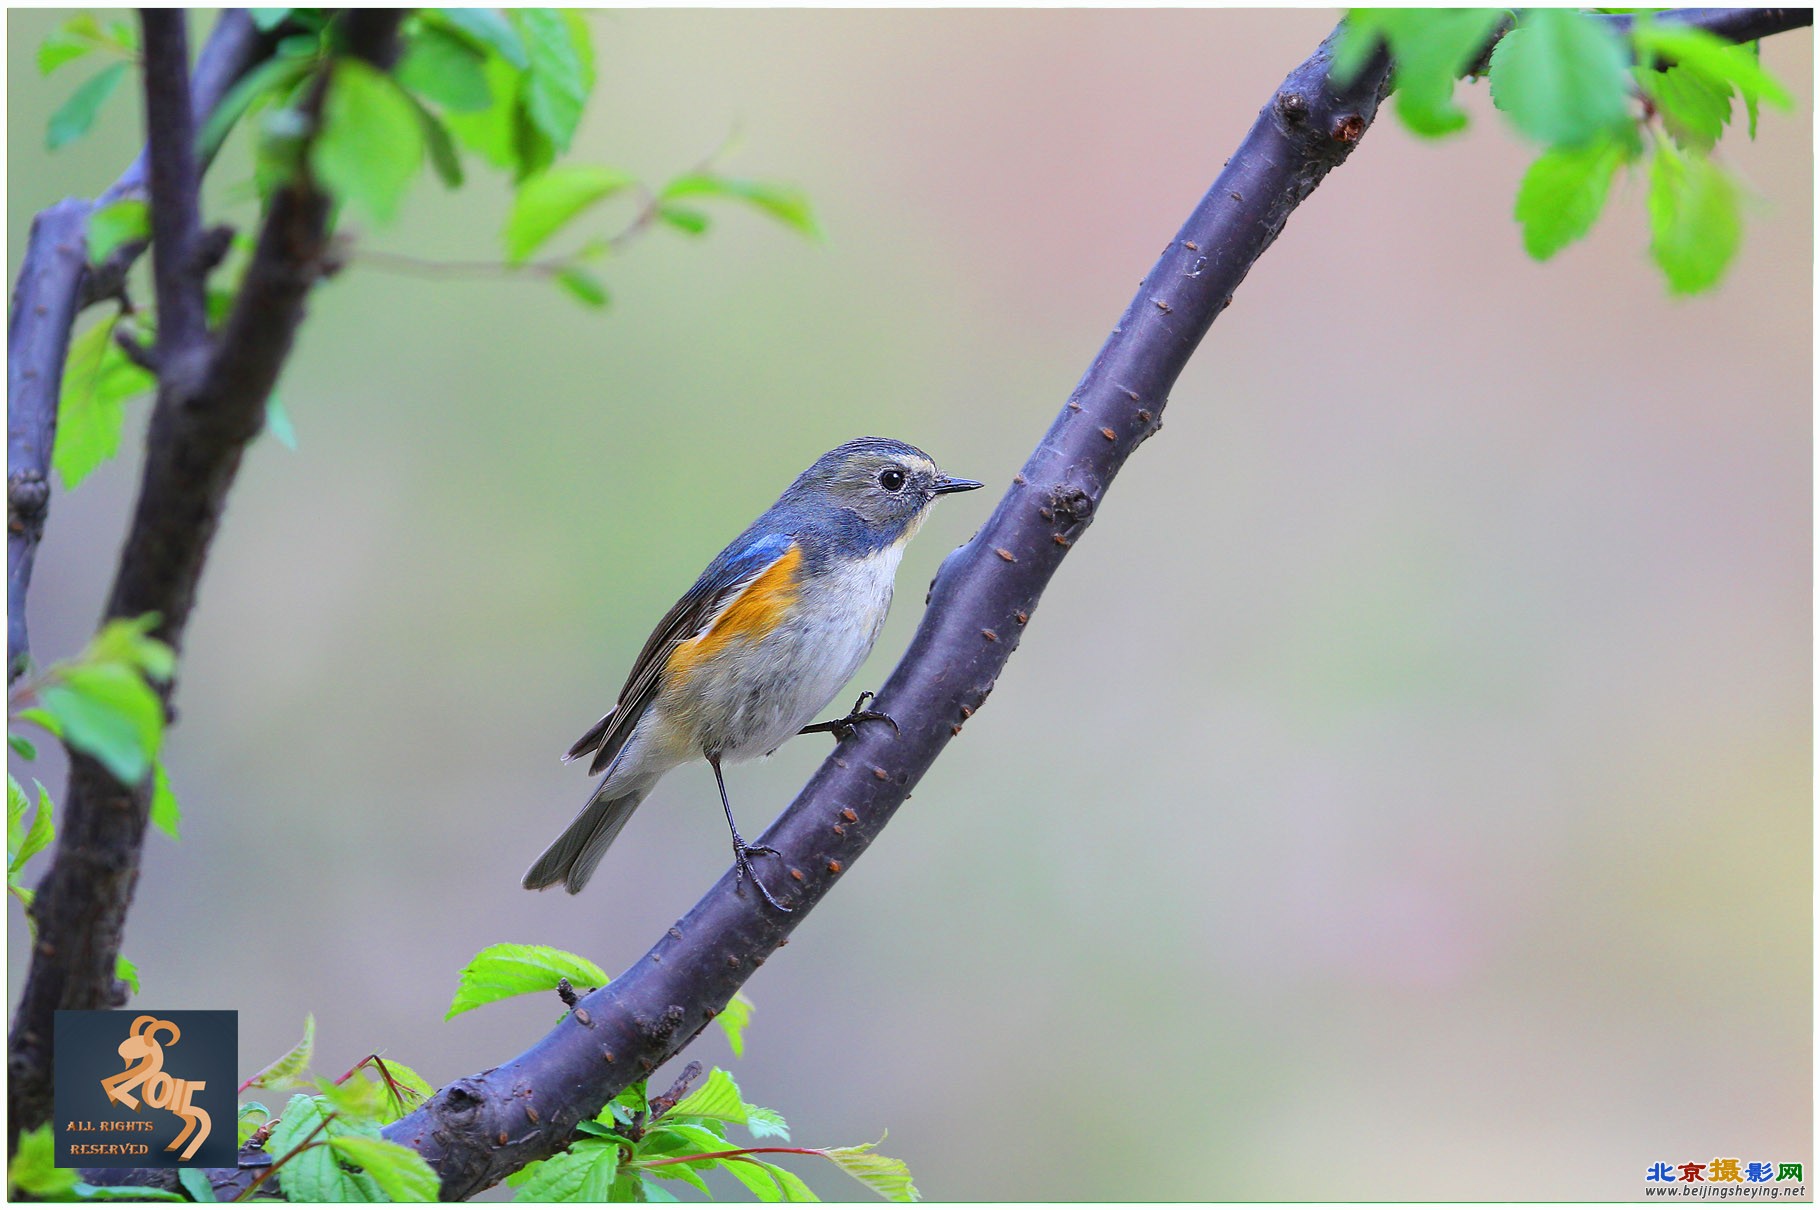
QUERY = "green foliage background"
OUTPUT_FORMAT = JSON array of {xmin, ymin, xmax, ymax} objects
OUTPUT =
[{"xmin": 6, "ymin": 9, "xmax": 1812, "ymax": 1199}]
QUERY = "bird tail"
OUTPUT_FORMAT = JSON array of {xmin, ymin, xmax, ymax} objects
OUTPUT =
[{"xmin": 523, "ymin": 782, "xmax": 651, "ymax": 894}]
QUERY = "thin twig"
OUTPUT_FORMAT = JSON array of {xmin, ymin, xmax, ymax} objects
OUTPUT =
[{"xmin": 232, "ymin": 1112, "xmax": 334, "ymax": 1203}]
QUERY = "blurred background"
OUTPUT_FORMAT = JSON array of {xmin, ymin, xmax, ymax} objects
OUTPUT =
[{"xmin": 8, "ymin": 9, "xmax": 1811, "ymax": 1201}]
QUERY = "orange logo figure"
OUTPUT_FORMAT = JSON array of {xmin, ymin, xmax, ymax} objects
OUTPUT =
[{"xmin": 98, "ymin": 1016, "xmax": 211, "ymax": 1161}]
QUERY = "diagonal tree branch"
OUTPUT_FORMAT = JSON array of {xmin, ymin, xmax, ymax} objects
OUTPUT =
[
  {"xmin": 7, "ymin": 9, "xmax": 409, "ymax": 1151},
  {"xmin": 74, "ymin": 5, "xmax": 1813, "ymax": 1198},
  {"xmin": 7, "ymin": 9, "xmax": 278, "ymax": 685}
]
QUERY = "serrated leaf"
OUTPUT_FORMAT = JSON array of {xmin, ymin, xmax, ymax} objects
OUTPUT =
[
  {"xmin": 54, "ymin": 313, "xmax": 155, "ymax": 489},
  {"xmin": 9, "ymin": 776, "xmax": 55, "ymax": 875},
  {"xmin": 1632, "ymin": 21, "xmax": 1793, "ymax": 113},
  {"xmin": 1514, "ymin": 136, "xmax": 1626, "ymax": 260},
  {"xmin": 1639, "ymin": 64, "xmax": 1731, "ymax": 152},
  {"xmin": 434, "ymin": 8, "xmax": 528, "ymax": 70},
  {"xmin": 745, "ymin": 1104, "xmax": 790, "ymax": 1141},
  {"xmin": 646, "ymin": 1160, "xmax": 714, "ymax": 1195},
  {"xmin": 245, "ymin": 1013, "xmax": 315, "ymax": 1089},
  {"xmin": 445, "ymin": 942, "xmax": 609, "ymax": 1019},
  {"xmin": 398, "ymin": 24, "xmax": 493, "ymax": 112},
  {"xmin": 661, "ymin": 174, "xmax": 821, "ymax": 238},
  {"xmin": 641, "ymin": 1174, "xmax": 681, "ymax": 1201},
  {"xmin": 1648, "ymin": 143, "xmax": 1741, "ymax": 295},
  {"xmin": 821, "ymin": 1139, "xmax": 919, "ymax": 1202},
  {"xmin": 503, "ymin": 165, "xmax": 634, "ymax": 263},
  {"xmin": 716, "ymin": 991, "xmax": 754, "ymax": 1058},
  {"xmin": 329, "ymin": 1135, "xmax": 440, "ymax": 1201},
  {"xmin": 721, "ymin": 1156, "xmax": 791, "ymax": 1202},
  {"xmin": 668, "ymin": 1067, "xmax": 748, "ymax": 1124},
  {"xmin": 370, "ymin": 1058, "xmax": 435, "ymax": 1119},
  {"xmin": 41, "ymin": 663, "xmax": 164, "ymax": 784},
  {"xmin": 311, "ymin": 59, "xmax": 424, "ymax": 224},
  {"xmin": 512, "ymin": 1140, "xmax": 616, "ymax": 1202},
  {"xmin": 1338, "ymin": 10, "xmax": 1505, "ymax": 137},
  {"xmin": 87, "ymin": 198, "xmax": 149, "ymax": 265},
  {"xmin": 1488, "ymin": 8, "xmax": 1632, "ymax": 146},
  {"xmin": 177, "ymin": 1168, "xmax": 218, "ymax": 1202},
  {"xmin": 555, "ymin": 266, "xmax": 609, "ymax": 309},
  {"xmin": 316, "ymin": 1073, "xmax": 391, "ymax": 1124},
  {"xmin": 265, "ymin": 1094, "xmax": 385, "ymax": 1202},
  {"xmin": 48, "ymin": 61, "xmax": 127, "ymax": 150},
  {"xmin": 115, "ymin": 954, "xmax": 139, "ymax": 996}
]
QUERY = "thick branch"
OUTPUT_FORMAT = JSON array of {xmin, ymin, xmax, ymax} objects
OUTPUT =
[
  {"xmin": 139, "ymin": 10, "xmax": 209, "ymax": 377},
  {"xmin": 7, "ymin": 10, "xmax": 408, "ymax": 1149},
  {"xmin": 6, "ymin": 9, "xmax": 275, "ymax": 684}
]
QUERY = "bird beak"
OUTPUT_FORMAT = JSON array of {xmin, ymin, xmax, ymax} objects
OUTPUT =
[{"xmin": 932, "ymin": 475, "xmax": 984, "ymax": 495}]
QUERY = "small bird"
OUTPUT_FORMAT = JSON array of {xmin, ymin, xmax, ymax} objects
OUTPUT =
[{"xmin": 524, "ymin": 437, "xmax": 983, "ymax": 909}]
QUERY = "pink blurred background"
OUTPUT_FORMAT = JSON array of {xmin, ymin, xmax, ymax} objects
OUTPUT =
[{"xmin": 9, "ymin": 9, "xmax": 1812, "ymax": 1199}]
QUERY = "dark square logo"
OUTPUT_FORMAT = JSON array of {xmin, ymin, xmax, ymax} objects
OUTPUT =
[{"xmin": 54, "ymin": 1011, "xmax": 237, "ymax": 1168}]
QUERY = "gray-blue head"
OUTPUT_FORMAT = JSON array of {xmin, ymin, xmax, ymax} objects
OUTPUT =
[{"xmin": 780, "ymin": 437, "xmax": 983, "ymax": 547}]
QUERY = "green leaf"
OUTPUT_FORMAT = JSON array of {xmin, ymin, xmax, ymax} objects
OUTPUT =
[
  {"xmin": 399, "ymin": 24, "xmax": 494, "ymax": 112},
  {"xmin": 38, "ymin": 16, "xmax": 100, "ymax": 76},
  {"xmin": 115, "ymin": 954, "xmax": 140, "ymax": 996},
  {"xmin": 661, "ymin": 174, "xmax": 821, "ymax": 238},
  {"xmin": 72, "ymin": 1182, "xmax": 185, "ymax": 1200},
  {"xmin": 641, "ymin": 1174, "xmax": 681, "ymax": 1201},
  {"xmin": 1337, "ymin": 10, "xmax": 1505, "ymax": 137},
  {"xmin": 1639, "ymin": 64, "xmax": 1732, "ymax": 152},
  {"xmin": 311, "ymin": 59, "xmax": 425, "ymax": 224},
  {"xmin": 147, "ymin": 761, "xmax": 182, "ymax": 841},
  {"xmin": 177, "ymin": 1168, "xmax": 219, "ymax": 1202},
  {"xmin": 248, "ymin": 9, "xmax": 294, "ymax": 33},
  {"xmin": 434, "ymin": 8, "xmax": 529, "ymax": 70},
  {"xmin": 555, "ymin": 267, "xmax": 609, "ymax": 309},
  {"xmin": 9, "ymin": 734, "xmax": 37, "ymax": 760},
  {"xmin": 236, "ymin": 1101, "xmax": 271, "ymax": 1148},
  {"xmin": 1488, "ymin": 8, "xmax": 1632, "ymax": 146},
  {"xmin": 89, "ymin": 614, "xmax": 175, "ymax": 680},
  {"xmin": 40, "ymin": 663, "xmax": 164, "ymax": 785},
  {"xmin": 440, "ymin": 53, "xmax": 522, "ymax": 172},
  {"xmin": 266, "ymin": 396, "xmax": 299, "ymax": 450},
  {"xmin": 48, "ymin": 61, "xmax": 128, "ymax": 150},
  {"xmin": 445, "ymin": 942, "xmax": 609, "ymax": 1019},
  {"xmin": 668, "ymin": 1067, "xmax": 748, "ymax": 1124},
  {"xmin": 657, "ymin": 204, "xmax": 711, "ymax": 236},
  {"xmin": 821, "ymin": 1138, "xmax": 919, "ymax": 1202},
  {"xmin": 412, "ymin": 99, "xmax": 465, "ymax": 189},
  {"xmin": 1648, "ymin": 143, "xmax": 1741, "ymax": 295},
  {"xmin": 9, "ymin": 776, "xmax": 55, "ymax": 875},
  {"xmin": 1632, "ymin": 21, "xmax": 1794, "ymax": 114},
  {"xmin": 265, "ymin": 1094, "xmax": 385, "ymax": 1201},
  {"xmin": 15, "ymin": 708, "xmax": 61, "ymax": 739},
  {"xmin": 502, "ymin": 165, "xmax": 633, "ymax": 263},
  {"xmin": 1514, "ymin": 136, "xmax": 1627, "ymax": 260},
  {"xmin": 328, "ymin": 1135, "xmax": 440, "ymax": 1202},
  {"xmin": 372, "ymin": 1059, "xmax": 435, "ymax": 1116},
  {"xmin": 87, "ymin": 199, "xmax": 149, "ymax": 265},
  {"xmin": 9, "ymin": 1125, "xmax": 79, "ymax": 1199},
  {"xmin": 512, "ymin": 1140, "xmax": 617, "ymax": 1202},
  {"xmin": 513, "ymin": 9, "xmax": 594, "ymax": 153},
  {"xmin": 645, "ymin": 1160, "xmax": 714, "ymax": 1195},
  {"xmin": 716, "ymin": 991, "xmax": 754, "ymax": 1058},
  {"xmin": 244, "ymin": 1013, "xmax": 315, "ymax": 1089},
  {"xmin": 54, "ymin": 313, "xmax": 155, "ymax": 490},
  {"xmin": 745, "ymin": 1104, "xmax": 790, "ymax": 1141},
  {"xmin": 196, "ymin": 55, "xmax": 316, "ymax": 164}
]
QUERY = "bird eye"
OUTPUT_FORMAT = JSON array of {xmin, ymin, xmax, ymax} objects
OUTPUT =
[{"xmin": 877, "ymin": 467, "xmax": 907, "ymax": 492}]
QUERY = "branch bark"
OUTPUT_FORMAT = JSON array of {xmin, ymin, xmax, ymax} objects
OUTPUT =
[
  {"xmin": 63, "ymin": 4, "xmax": 1816, "ymax": 1198},
  {"xmin": 7, "ymin": 8, "xmax": 408, "ymax": 1151},
  {"xmin": 6, "ymin": 9, "xmax": 276, "ymax": 684}
]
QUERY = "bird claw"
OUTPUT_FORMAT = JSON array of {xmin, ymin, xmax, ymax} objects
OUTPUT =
[
  {"xmin": 801, "ymin": 692, "xmax": 900, "ymax": 742},
  {"xmin": 733, "ymin": 844, "xmax": 791, "ymax": 912}
]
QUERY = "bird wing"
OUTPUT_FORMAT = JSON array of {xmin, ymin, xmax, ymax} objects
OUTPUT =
[{"xmin": 566, "ymin": 531, "xmax": 799, "ymax": 776}]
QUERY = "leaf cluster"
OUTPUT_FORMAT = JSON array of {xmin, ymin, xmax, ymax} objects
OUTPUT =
[{"xmin": 1335, "ymin": 8, "xmax": 1795, "ymax": 294}]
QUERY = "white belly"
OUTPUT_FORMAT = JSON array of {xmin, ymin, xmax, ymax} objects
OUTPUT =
[{"xmin": 680, "ymin": 541, "xmax": 903, "ymax": 762}]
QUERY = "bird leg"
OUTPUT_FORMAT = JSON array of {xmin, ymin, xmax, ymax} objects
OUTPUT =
[
  {"xmin": 708, "ymin": 755, "xmax": 790, "ymax": 913},
  {"xmin": 799, "ymin": 691, "xmax": 899, "ymax": 742}
]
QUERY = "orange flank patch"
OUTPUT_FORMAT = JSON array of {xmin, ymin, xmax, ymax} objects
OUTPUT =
[{"xmin": 666, "ymin": 544, "xmax": 804, "ymax": 678}]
